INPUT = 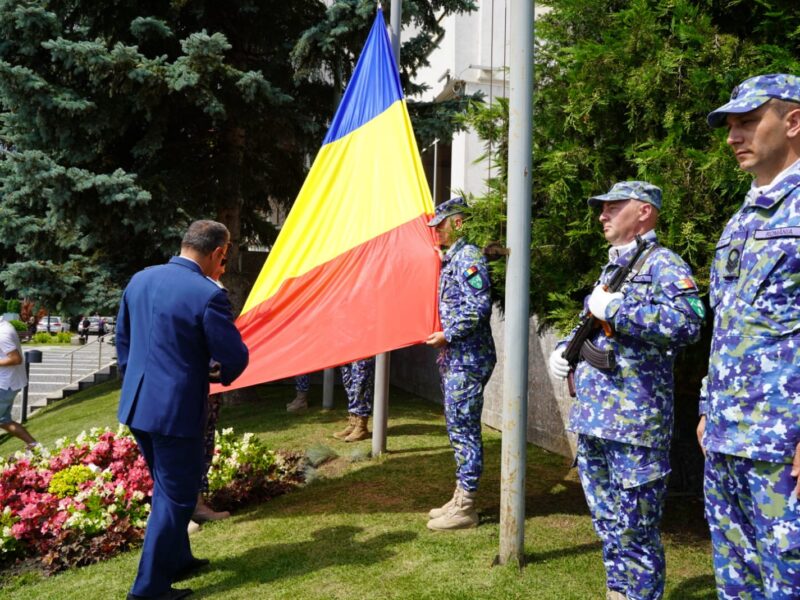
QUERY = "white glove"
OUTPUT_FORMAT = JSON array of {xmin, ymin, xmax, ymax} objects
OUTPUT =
[
  {"xmin": 548, "ymin": 349, "xmax": 570, "ymax": 380},
  {"xmin": 588, "ymin": 285, "xmax": 624, "ymax": 321}
]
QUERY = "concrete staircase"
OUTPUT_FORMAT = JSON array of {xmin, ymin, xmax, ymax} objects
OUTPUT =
[{"xmin": 11, "ymin": 340, "xmax": 118, "ymax": 421}]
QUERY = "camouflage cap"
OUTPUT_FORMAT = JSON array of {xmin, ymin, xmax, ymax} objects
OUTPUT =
[
  {"xmin": 587, "ymin": 181, "xmax": 662, "ymax": 210},
  {"xmin": 428, "ymin": 196, "xmax": 468, "ymax": 227},
  {"xmin": 707, "ymin": 73, "xmax": 800, "ymax": 128}
]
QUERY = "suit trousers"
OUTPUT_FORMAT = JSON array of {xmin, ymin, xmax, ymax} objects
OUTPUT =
[{"xmin": 130, "ymin": 428, "xmax": 205, "ymax": 596}]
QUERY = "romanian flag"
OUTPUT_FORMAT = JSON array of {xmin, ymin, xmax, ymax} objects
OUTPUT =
[{"xmin": 218, "ymin": 9, "xmax": 440, "ymax": 392}]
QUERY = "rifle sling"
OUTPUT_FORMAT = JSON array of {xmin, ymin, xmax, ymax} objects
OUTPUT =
[{"xmin": 578, "ymin": 242, "xmax": 659, "ymax": 371}]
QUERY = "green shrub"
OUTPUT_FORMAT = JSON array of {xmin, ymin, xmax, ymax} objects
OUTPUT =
[
  {"xmin": 6, "ymin": 300, "xmax": 20, "ymax": 313},
  {"xmin": 31, "ymin": 332, "xmax": 71, "ymax": 344},
  {"xmin": 9, "ymin": 320, "xmax": 26, "ymax": 333},
  {"xmin": 0, "ymin": 299, "xmax": 7, "ymax": 314}
]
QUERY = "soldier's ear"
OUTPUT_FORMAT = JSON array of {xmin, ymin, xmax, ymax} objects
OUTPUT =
[{"xmin": 785, "ymin": 107, "xmax": 800, "ymax": 139}]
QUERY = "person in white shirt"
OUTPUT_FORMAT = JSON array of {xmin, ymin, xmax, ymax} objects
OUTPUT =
[{"xmin": 0, "ymin": 317, "xmax": 37, "ymax": 447}]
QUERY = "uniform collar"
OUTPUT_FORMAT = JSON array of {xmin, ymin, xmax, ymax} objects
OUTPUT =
[
  {"xmin": 608, "ymin": 229, "xmax": 657, "ymax": 263},
  {"xmin": 442, "ymin": 237, "xmax": 467, "ymax": 263},
  {"xmin": 170, "ymin": 255, "xmax": 204, "ymax": 275},
  {"xmin": 746, "ymin": 159, "xmax": 800, "ymax": 210}
]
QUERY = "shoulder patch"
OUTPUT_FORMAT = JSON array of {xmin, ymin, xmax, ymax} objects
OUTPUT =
[
  {"xmin": 664, "ymin": 277, "xmax": 698, "ymax": 299},
  {"xmin": 463, "ymin": 265, "xmax": 488, "ymax": 294},
  {"xmin": 674, "ymin": 277, "xmax": 697, "ymax": 291},
  {"xmin": 684, "ymin": 296, "xmax": 706, "ymax": 319}
]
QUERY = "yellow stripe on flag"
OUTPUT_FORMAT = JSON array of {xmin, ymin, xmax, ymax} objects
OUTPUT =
[{"xmin": 242, "ymin": 99, "xmax": 432, "ymax": 314}]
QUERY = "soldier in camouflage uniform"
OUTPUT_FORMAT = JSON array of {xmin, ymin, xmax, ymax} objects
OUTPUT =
[
  {"xmin": 549, "ymin": 182, "xmax": 703, "ymax": 600},
  {"xmin": 700, "ymin": 74, "xmax": 800, "ymax": 599},
  {"xmin": 332, "ymin": 358, "xmax": 375, "ymax": 442},
  {"xmin": 424, "ymin": 197, "xmax": 496, "ymax": 532}
]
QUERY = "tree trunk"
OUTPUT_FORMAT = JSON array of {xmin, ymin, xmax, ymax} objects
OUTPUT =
[{"xmin": 218, "ymin": 124, "xmax": 260, "ymax": 405}]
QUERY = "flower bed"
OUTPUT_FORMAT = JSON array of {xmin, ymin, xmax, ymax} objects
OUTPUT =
[{"xmin": 0, "ymin": 426, "xmax": 305, "ymax": 573}]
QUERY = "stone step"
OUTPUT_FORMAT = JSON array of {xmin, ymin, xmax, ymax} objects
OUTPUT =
[{"xmin": 14, "ymin": 361, "xmax": 118, "ymax": 419}]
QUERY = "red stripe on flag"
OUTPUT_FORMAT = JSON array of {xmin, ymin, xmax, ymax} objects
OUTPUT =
[{"xmin": 214, "ymin": 214, "xmax": 440, "ymax": 392}]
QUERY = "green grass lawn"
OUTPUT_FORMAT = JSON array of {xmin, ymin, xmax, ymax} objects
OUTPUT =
[{"xmin": 0, "ymin": 382, "xmax": 716, "ymax": 599}]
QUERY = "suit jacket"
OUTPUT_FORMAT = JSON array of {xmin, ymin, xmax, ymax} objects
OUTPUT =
[{"xmin": 116, "ymin": 256, "xmax": 249, "ymax": 437}]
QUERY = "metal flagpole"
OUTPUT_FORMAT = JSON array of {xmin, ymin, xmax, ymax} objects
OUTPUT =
[
  {"xmin": 322, "ymin": 368, "xmax": 335, "ymax": 410},
  {"xmin": 372, "ymin": 0, "xmax": 402, "ymax": 457},
  {"xmin": 497, "ymin": 0, "xmax": 534, "ymax": 566}
]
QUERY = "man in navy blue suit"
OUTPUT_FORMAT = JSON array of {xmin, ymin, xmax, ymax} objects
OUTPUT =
[{"xmin": 116, "ymin": 220, "xmax": 249, "ymax": 600}]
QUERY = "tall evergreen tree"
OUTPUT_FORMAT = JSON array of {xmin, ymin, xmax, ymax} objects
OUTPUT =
[
  {"xmin": 461, "ymin": 0, "xmax": 800, "ymax": 331},
  {"xmin": 0, "ymin": 0, "xmax": 330, "ymax": 314},
  {"xmin": 0, "ymin": 0, "xmax": 479, "ymax": 316}
]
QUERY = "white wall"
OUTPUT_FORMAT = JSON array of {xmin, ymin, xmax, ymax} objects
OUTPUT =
[{"xmin": 411, "ymin": 2, "xmax": 549, "ymax": 200}]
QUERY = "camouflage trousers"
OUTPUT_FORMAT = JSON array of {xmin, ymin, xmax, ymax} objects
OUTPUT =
[
  {"xmin": 705, "ymin": 451, "xmax": 800, "ymax": 599},
  {"xmin": 340, "ymin": 358, "xmax": 375, "ymax": 417},
  {"xmin": 440, "ymin": 364, "xmax": 493, "ymax": 493},
  {"xmin": 200, "ymin": 393, "xmax": 223, "ymax": 493},
  {"xmin": 295, "ymin": 374, "xmax": 310, "ymax": 393},
  {"xmin": 576, "ymin": 435, "xmax": 669, "ymax": 600}
]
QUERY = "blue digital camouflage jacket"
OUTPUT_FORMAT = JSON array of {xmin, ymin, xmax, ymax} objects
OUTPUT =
[
  {"xmin": 558, "ymin": 236, "xmax": 703, "ymax": 449},
  {"xmin": 701, "ymin": 172, "xmax": 800, "ymax": 464},
  {"xmin": 438, "ymin": 238, "xmax": 496, "ymax": 370}
]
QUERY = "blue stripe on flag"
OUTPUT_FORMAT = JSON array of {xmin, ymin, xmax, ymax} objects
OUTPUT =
[{"xmin": 322, "ymin": 9, "xmax": 403, "ymax": 146}]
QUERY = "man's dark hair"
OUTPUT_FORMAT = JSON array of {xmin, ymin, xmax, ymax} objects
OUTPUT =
[{"xmin": 181, "ymin": 220, "xmax": 229, "ymax": 255}]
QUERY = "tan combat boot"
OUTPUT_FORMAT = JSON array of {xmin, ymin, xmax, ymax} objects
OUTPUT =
[
  {"xmin": 606, "ymin": 591, "xmax": 628, "ymax": 600},
  {"xmin": 333, "ymin": 414, "xmax": 356, "ymax": 440},
  {"xmin": 286, "ymin": 391, "xmax": 309, "ymax": 412},
  {"xmin": 428, "ymin": 487, "xmax": 459, "ymax": 520},
  {"xmin": 344, "ymin": 415, "xmax": 370, "ymax": 442},
  {"xmin": 426, "ymin": 487, "xmax": 479, "ymax": 531}
]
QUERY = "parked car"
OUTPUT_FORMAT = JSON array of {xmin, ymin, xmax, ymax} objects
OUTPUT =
[{"xmin": 36, "ymin": 315, "xmax": 67, "ymax": 333}]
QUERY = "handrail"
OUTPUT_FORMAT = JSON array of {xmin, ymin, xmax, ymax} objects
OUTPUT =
[
  {"xmin": 60, "ymin": 335, "xmax": 113, "ymax": 385},
  {"xmin": 61, "ymin": 335, "xmax": 105, "ymax": 358}
]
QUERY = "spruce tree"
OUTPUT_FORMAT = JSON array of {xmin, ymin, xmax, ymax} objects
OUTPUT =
[{"xmin": 0, "ymin": 0, "xmax": 330, "ymax": 314}]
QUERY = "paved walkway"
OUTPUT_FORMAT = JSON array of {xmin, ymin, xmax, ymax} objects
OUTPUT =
[{"xmin": 11, "ymin": 338, "xmax": 117, "ymax": 421}]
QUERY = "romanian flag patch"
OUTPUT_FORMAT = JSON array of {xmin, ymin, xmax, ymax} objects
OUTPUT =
[{"xmin": 675, "ymin": 277, "xmax": 697, "ymax": 291}]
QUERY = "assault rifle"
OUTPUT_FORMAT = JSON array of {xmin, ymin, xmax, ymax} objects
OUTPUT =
[{"xmin": 562, "ymin": 234, "xmax": 648, "ymax": 397}]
